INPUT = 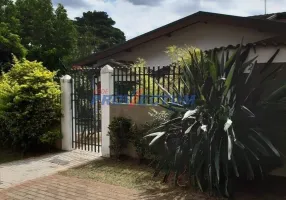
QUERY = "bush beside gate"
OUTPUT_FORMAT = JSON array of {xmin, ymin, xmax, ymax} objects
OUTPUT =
[{"xmin": 0, "ymin": 59, "xmax": 61, "ymax": 152}]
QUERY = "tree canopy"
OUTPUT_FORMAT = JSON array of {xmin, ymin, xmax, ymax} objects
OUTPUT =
[
  {"xmin": 0, "ymin": 0, "xmax": 126, "ymax": 73},
  {"xmin": 0, "ymin": 0, "xmax": 20, "ymax": 33},
  {"xmin": 75, "ymin": 11, "xmax": 126, "ymax": 59},
  {"xmin": 15, "ymin": 0, "xmax": 77, "ymax": 73},
  {"xmin": 0, "ymin": 0, "xmax": 26, "ymax": 72},
  {"xmin": 0, "ymin": 23, "xmax": 27, "ymax": 72}
]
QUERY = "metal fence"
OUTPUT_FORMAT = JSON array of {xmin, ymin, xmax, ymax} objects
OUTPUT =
[
  {"xmin": 71, "ymin": 67, "xmax": 102, "ymax": 152},
  {"xmin": 112, "ymin": 65, "xmax": 193, "ymax": 105}
]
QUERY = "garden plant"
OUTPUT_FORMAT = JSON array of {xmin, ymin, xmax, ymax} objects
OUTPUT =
[
  {"xmin": 0, "ymin": 59, "xmax": 61, "ymax": 152},
  {"xmin": 145, "ymin": 44, "xmax": 286, "ymax": 197}
]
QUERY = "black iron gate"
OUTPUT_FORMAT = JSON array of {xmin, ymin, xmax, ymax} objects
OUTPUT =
[{"xmin": 71, "ymin": 67, "xmax": 101, "ymax": 152}]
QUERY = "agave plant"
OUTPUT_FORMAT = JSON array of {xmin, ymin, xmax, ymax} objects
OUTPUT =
[{"xmin": 145, "ymin": 43, "xmax": 286, "ymax": 197}]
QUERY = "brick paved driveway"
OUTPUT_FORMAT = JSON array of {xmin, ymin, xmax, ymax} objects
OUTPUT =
[
  {"xmin": 0, "ymin": 175, "xmax": 139, "ymax": 200},
  {"xmin": 0, "ymin": 150, "xmax": 100, "ymax": 189},
  {"xmin": 4, "ymin": 172, "xmax": 283, "ymax": 200}
]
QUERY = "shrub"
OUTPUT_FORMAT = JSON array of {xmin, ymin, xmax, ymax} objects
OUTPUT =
[
  {"xmin": 131, "ymin": 109, "xmax": 171, "ymax": 161},
  {"xmin": 165, "ymin": 45, "xmax": 201, "ymax": 66},
  {"xmin": 108, "ymin": 110, "xmax": 170, "ymax": 161},
  {"xmin": 108, "ymin": 117, "xmax": 133, "ymax": 159},
  {"xmin": 0, "ymin": 59, "xmax": 61, "ymax": 152},
  {"xmin": 145, "ymin": 45, "xmax": 285, "ymax": 197},
  {"xmin": 39, "ymin": 128, "xmax": 62, "ymax": 147}
]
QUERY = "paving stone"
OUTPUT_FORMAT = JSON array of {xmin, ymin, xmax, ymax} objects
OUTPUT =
[
  {"xmin": 0, "ymin": 150, "xmax": 100, "ymax": 190},
  {"xmin": 0, "ymin": 175, "xmax": 139, "ymax": 200}
]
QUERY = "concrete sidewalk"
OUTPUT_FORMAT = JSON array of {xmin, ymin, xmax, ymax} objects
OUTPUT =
[{"xmin": 0, "ymin": 150, "xmax": 100, "ymax": 190}]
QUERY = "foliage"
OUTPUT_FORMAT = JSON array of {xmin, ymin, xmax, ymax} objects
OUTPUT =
[
  {"xmin": 49, "ymin": 3, "xmax": 78, "ymax": 73},
  {"xmin": 39, "ymin": 128, "xmax": 62, "ymax": 147},
  {"xmin": 131, "ymin": 124, "xmax": 151, "ymax": 160},
  {"xmin": 108, "ymin": 117, "xmax": 133, "ymax": 159},
  {"xmin": 148, "ymin": 108, "xmax": 171, "ymax": 123},
  {"xmin": 74, "ymin": 11, "xmax": 126, "ymax": 59},
  {"xmin": 0, "ymin": 0, "xmax": 20, "ymax": 33},
  {"xmin": 0, "ymin": 0, "xmax": 21, "ymax": 73},
  {"xmin": 145, "ymin": 44, "xmax": 285, "ymax": 197},
  {"xmin": 131, "ymin": 109, "xmax": 171, "ymax": 161},
  {"xmin": 130, "ymin": 47, "xmax": 204, "ymax": 104},
  {"xmin": 0, "ymin": 1, "xmax": 126, "ymax": 73},
  {"xmin": 12, "ymin": 0, "xmax": 77, "ymax": 74},
  {"xmin": 0, "ymin": 23, "xmax": 27, "ymax": 72},
  {"xmin": 129, "ymin": 58, "xmax": 152, "ymax": 103},
  {"xmin": 108, "ymin": 110, "xmax": 170, "ymax": 161},
  {"xmin": 130, "ymin": 58, "xmax": 177, "ymax": 104},
  {"xmin": 0, "ymin": 59, "xmax": 61, "ymax": 151},
  {"xmin": 166, "ymin": 45, "xmax": 201, "ymax": 66}
]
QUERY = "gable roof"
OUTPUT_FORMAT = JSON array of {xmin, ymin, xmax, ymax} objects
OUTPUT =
[{"xmin": 74, "ymin": 11, "xmax": 286, "ymax": 66}]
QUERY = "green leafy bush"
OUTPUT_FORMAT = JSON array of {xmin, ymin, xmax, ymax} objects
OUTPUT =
[
  {"xmin": 108, "ymin": 111, "xmax": 170, "ymax": 161},
  {"xmin": 0, "ymin": 59, "xmax": 61, "ymax": 151},
  {"xmin": 108, "ymin": 117, "xmax": 133, "ymax": 159},
  {"xmin": 39, "ymin": 129, "xmax": 62, "ymax": 146},
  {"xmin": 131, "ymin": 109, "xmax": 170, "ymax": 161},
  {"xmin": 165, "ymin": 45, "xmax": 201, "ymax": 66}
]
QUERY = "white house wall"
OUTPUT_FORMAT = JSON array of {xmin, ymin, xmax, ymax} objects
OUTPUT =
[
  {"xmin": 249, "ymin": 46, "xmax": 286, "ymax": 63},
  {"xmin": 216, "ymin": 46, "xmax": 286, "ymax": 64},
  {"xmin": 95, "ymin": 22, "xmax": 277, "ymax": 67}
]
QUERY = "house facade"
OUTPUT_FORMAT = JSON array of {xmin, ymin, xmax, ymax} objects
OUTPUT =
[{"xmin": 73, "ymin": 11, "xmax": 286, "ymax": 176}]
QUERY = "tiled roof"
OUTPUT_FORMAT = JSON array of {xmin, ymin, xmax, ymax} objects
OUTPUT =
[{"xmin": 207, "ymin": 36, "xmax": 286, "ymax": 52}]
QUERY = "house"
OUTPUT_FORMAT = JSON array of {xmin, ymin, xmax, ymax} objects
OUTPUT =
[
  {"xmin": 73, "ymin": 11, "xmax": 286, "ymax": 67},
  {"xmin": 74, "ymin": 11, "xmax": 286, "ymax": 113},
  {"xmin": 72, "ymin": 11, "xmax": 286, "ymax": 175}
]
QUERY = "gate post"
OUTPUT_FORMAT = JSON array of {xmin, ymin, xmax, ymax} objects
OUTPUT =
[
  {"xmin": 100, "ymin": 65, "xmax": 114, "ymax": 157},
  {"xmin": 60, "ymin": 75, "xmax": 73, "ymax": 151}
]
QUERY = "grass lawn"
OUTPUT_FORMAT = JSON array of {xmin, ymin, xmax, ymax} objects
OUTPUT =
[
  {"xmin": 60, "ymin": 158, "xmax": 286, "ymax": 200},
  {"xmin": 60, "ymin": 158, "xmax": 167, "ymax": 191},
  {"xmin": 60, "ymin": 158, "xmax": 218, "ymax": 200}
]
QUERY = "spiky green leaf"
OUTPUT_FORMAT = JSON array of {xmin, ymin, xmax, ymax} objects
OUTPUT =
[
  {"xmin": 148, "ymin": 132, "xmax": 166, "ymax": 146},
  {"xmin": 182, "ymin": 109, "xmax": 197, "ymax": 120},
  {"xmin": 251, "ymin": 129, "xmax": 280, "ymax": 157},
  {"xmin": 260, "ymin": 49, "xmax": 280, "ymax": 74}
]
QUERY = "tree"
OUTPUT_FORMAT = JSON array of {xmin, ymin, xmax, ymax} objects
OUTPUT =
[
  {"xmin": 74, "ymin": 11, "xmax": 126, "ymax": 59},
  {"xmin": 0, "ymin": 0, "xmax": 20, "ymax": 34},
  {"xmin": 15, "ymin": 0, "xmax": 54, "ymax": 50},
  {"xmin": 0, "ymin": 23, "xmax": 26, "ymax": 72},
  {"xmin": 46, "ymin": 4, "xmax": 77, "ymax": 73},
  {"xmin": 14, "ymin": 0, "xmax": 77, "ymax": 73}
]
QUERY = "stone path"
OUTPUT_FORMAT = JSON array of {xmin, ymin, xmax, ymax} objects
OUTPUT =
[
  {"xmin": 0, "ymin": 174, "xmax": 139, "ymax": 200},
  {"xmin": 0, "ymin": 150, "xmax": 100, "ymax": 190}
]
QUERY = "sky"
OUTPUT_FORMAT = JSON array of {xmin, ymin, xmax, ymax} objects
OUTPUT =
[{"xmin": 51, "ymin": 0, "xmax": 286, "ymax": 40}]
